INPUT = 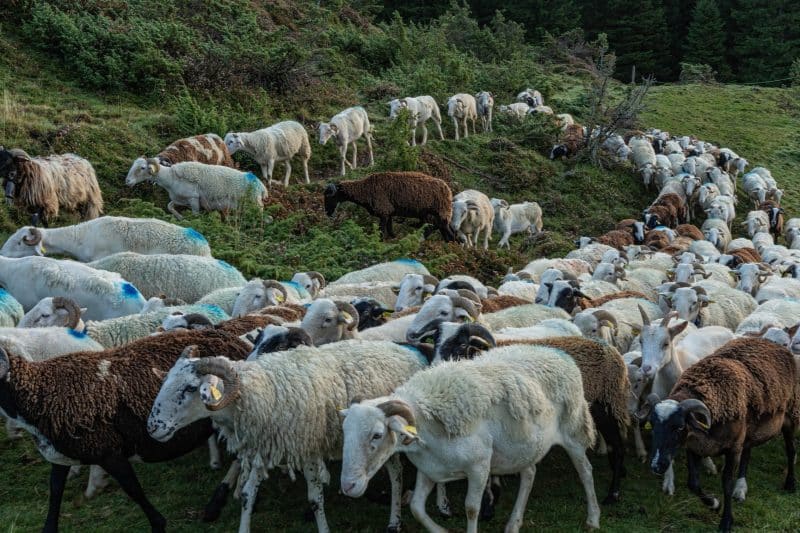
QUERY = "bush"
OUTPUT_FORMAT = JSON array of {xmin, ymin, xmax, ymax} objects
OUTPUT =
[{"xmin": 679, "ymin": 62, "xmax": 717, "ymax": 84}]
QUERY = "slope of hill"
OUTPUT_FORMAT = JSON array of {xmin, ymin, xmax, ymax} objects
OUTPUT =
[{"xmin": 1, "ymin": 2, "xmax": 800, "ymax": 532}]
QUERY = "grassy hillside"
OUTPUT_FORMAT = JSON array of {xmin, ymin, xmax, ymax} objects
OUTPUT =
[{"xmin": 2, "ymin": 2, "xmax": 800, "ymax": 532}]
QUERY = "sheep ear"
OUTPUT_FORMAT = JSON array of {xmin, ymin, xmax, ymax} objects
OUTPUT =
[
  {"xmin": 387, "ymin": 416, "xmax": 420, "ymax": 446},
  {"xmin": 391, "ymin": 285, "xmax": 401, "ymax": 295},
  {"xmin": 199, "ymin": 375, "xmax": 224, "ymax": 406},
  {"xmin": 668, "ymin": 320, "xmax": 689, "ymax": 339}
]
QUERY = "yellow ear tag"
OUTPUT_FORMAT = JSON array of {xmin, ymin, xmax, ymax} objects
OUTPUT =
[
  {"xmin": 463, "ymin": 316, "xmax": 474, "ymax": 323},
  {"xmin": 209, "ymin": 384, "xmax": 222, "ymax": 401},
  {"xmin": 276, "ymin": 294, "xmax": 285, "ymax": 303},
  {"xmin": 382, "ymin": 310, "xmax": 394, "ymax": 318},
  {"xmin": 644, "ymin": 422, "xmax": 652, "ymax": 430},
  {"xmin": 342, "ymin": 312, "xmax": 352, "ymax": 321},
  {"xmin": 403, "ymin": 425, "xmax": 418, "ymax": 436},
  {"xmin": 40, "ymin": 245, "xmax": 46, "ymax": 254},
  {"xmin": 695, "ymin": 420, "xmax": 710, "ymax": 430}
]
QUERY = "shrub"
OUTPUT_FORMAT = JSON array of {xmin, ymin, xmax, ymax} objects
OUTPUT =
[{"xmin": 679, "ymin": 62, "xmax": 717, "ymax": 84}]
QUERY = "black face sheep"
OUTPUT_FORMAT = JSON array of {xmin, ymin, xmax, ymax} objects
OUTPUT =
[
  {"xmin": 0, "ymin": 148, "xmax": 103, "ymax": 227},
  {"xmin": 549, "ymin": 124, "xmax": 585, "ymax": 160},
  {"xmin": 351, "ymin": 297, "xmax": 392, "ymax": 330},
  {"xmin": 0, "ymin": 329, "xmax": 251, "ymax": 532},
  {"xmin": 642, "ymin": 338, "xmax": 799, "ymax": 533},
  {"xmin": 323, "ymin": 172, "xmax": 455, "ymax": 241}
]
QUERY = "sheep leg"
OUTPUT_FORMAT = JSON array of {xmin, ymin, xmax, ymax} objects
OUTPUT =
[
  {"xmin": 505, "ymin": 466, "xmax": 535, "ymax": 533},
  {"xmin": 409, "ymin": 121, "xmax": 417, "ymax": 146},
  {"xmin": 303, "ymin": 459, "xmax": 330, "ymax": 533},
  {"xmin": 702, "ymin": 456, "xmax": 718, "ymax": 475},
  {"xmin": 592, "ymin": 405, "xmax": 625, "ymax": 504},
  {"xmin": 782, "ymin": 424, "xmax": 797, "ymax": 492},
  {"xmin": 464, "ymin": 465, "xmax": 490, "ymax": 533},
  {"xmin": 633, "ymin": 422, "xmax": 647, "ymax": 462},
  {"xmin": 238, "ymin": 466, "xmax": 261, "ymax": 533},
  {"xmin": 435, "ymin": 118, "xmax": 444, "ymax": 140},
  {"xmin": 687, "ymin": 450, "xmax": 719, "ymax": 509},
  {"xmin": 482, "ymin": 227, "xmax": 490, "ymax": 250},
  {"xmin": 420, "ymin": 123, "xmax": 428, "ymax": 146},
  {"xmin": 42, "ymin": 464, "xmax": 70, "ymax": 533},
  {"xmin": 409, "ymin": 472, "xmax": 446, "ymax": 533},
  {"xmin": 385, "ymin": 454, "xmax": 403, "ymax": 532},
  {"xmin": 718, "ymin": 450, "xmax": 740, "ymax": 533},
  {"xmin": 499, "ymin": 226, "xmax": 512, "ymax": 249},
  {"xmin": 436, "ymin": 482, "xmax": 451, "ymax": 516},
  {"xmin": 84, "ymin": 465, "xmax": 110, "ymax": 499},
  {"xmin": 4, "ymin": 418, "xmax": 23, "ymax": 439},
  {"xmin": 385, "ymin": 217, "xmax": 396, "ymax": 238},
  {"xmin": 365, "ymin": 132, "xmax": 374, "ymax": 166},
  {"xmin": 283, "ymin": 161, "xmax": 292, "ymax": 187},
  {"xmin": 101, "ymin": 456, "xmax": 166, "ymax": 532},
  {"xmin": 351, "ymin": 141, "xmax": 358, "ymax": 169},
  {"xmin": 563, "ymin": 435, "xmax": 601, "ymax": 529},
  {"xmin": 452, "ymin": 117, "xmax": 460, "ymax": 141},
  {"xmin": 167, "ymin": 201, "xmax": 184, "ymax": 220},
  {"xmin": 732, "ymin": 447, "xmax": 750, "ymax": 501},
  {"xmin": 462, "ymin": 116, "xmax": 468, "ymax": 139},
  {"xmin": 339, "ymin": 144, "xmax": 348, "ymax": 176},
  {"xmin": 208, "ymin": 435, "xmax": 221, "ymax": 470},
  {"xmin": 204, "ymin": 460, "xmax": 241, "ymax": 522},
  {"xmin": 662, "ymin": 461, "xmax": 675, "ymax": 495},
  {"xmin": 302, "ymin": 156, "xmax": 310, "ymax": 184}
]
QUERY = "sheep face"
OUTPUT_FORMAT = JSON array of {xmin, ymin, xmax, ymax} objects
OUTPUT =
[
  {"xmin": 248, "ymin": 325, "xmax": 312, "ymax": 359},
  {"xmin": 648, "ymin": 398, "xmax": 711, "ymax": 476},
  {"xmin": 0, "ymin": 226, "xmax": 46, "ymax": 257},
  {"xmin": 125, "ymin": 156, "xmax": 157, "ymax": 186},
  {"xmin": 549, "ymin": 144, "xmax": 568, "ymax": 160},
  {"xmin": 323, "ymin": 183, "xmax": 343, "ymax": 217},
  {"xmin": 340, "ymin": 400, "xmax": 419, "ymax": 499},
  {"xmin": 351, "ymin": 298, "xmax": 390, "ymax": 331},
  {"xmin": 19, "ymin": 297, "xmax": 85, "ymax": 329},
  {"xmin": 387, "ymin": 99, "xmax": 406, "ymax": 119},
  {"xmin": 231, "ymin": 280, "xmax": 286, "ymax": 318},
  {"xmin": 670, "ymin": 287, "xmax": 707, "ymax": 323},
  {"xmin": 546, "ymin": 279, "xmax": 585, "ymax": 313},
  {"xmin": 639, "ymin": 320, "xmax": 688, "ymax": 379},
  {"xmin": 300, "ymin": 298, "xmax": 357, "ymax": 345},
  {"xmin": 432, "ymin": 322, "xmax": 495, "ymax": 363},
  {"xmin": 406, "ymin": 294, "xmax": 478, "ymax": 343},
  {"xmin": 147, "ymin": 358, "xmax": 217, "ymax": 442},
  {"xmin": 393, "ymin": 274, "xmax": 436, "ymax": 312},
  {"xmin": 223, "ymin": 133, "xmax": 245, "ymax": 155},
  {"xmin": 735, "ymin": 264, "xmax": 769, "ymax": 296},
  {"xmin": 318, "ymin": 123, "xmax": 336, "ymax": 145}
]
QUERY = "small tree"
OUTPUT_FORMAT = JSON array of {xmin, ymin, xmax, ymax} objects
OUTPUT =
[{"xmin": 683, "ymin": 0, "xmax": 732, "ymax": 80}]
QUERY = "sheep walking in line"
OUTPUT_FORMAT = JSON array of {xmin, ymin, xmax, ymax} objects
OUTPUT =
[
  {"xmin": 0, "ymin": 148, "xmax": 103, "ymax": 227},
  {"xmin": 319, "ymin": 106, "xmax": 374, "ymax": 176},
  {"xmin": 324, "ymin": 172, "xmax": 455, "ymax": 241},
  {"xmin": 450, "ymin": 189, "xmax": 494, "ymax": 250},
  {"xmin": 126, "ymin": 158, "xmax": 268, "ymax": 220},
  {"xmin": 388, "ymin": 96, "xmax": 444, "ymax": 146},
  {"xmin": 152, "ymin": 133, "xmax": 235, "ymax": 167},
  {"xmin": 0, "ymin": 217, "xmax": 211, "ymax": 260},
  {"xmin": 446, "ymin": 93, "xmax": 478, "ymax": 140},
  {"xmin": 225, "ymin": 121, "xmax": 311, "ymax": 188},
  {"xmin": 341, "ymin": 343, "xmax": 601, "ymax": 532},
  {"xmin": 475, "ymin": 91, "xmax": 494, "ymax": 132}
]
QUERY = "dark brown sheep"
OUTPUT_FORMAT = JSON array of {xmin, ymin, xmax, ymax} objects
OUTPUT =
[
  {"xmin": 156, "ymin": 134, "xmax": 235, "ymax": 167},
  {"xmin": 594, "ymin": 230, "xmax": 635, "ymax": 250},
  {"xmin": 0, "ymin": 148, "xmax": 103, "ymax": 227},
  {"xmin": 616, "ymin": 218, "xmax": 646, "ymax": 244},
  {"xmin": 643, "ymin": 338, "xmax": 799, "ymax": 532},
  {"xmin": 644, "ymin": 231, "xmax": 670, "ymax": 250},
  {"xmin": 730, "ymin": 247, "xmax": 762, "ymax": 264},
  {"xmin": 578, "ymin": 290, "xmax": 652, "ymax": 309},
  {"xmin": 0, "ymin": 329, "xmax": 250, "ymax": 532},
  {"xmin": 549, "ymin": 124, "xmax": 585, "ymax": 159},
  {"xmin": 323, "ymin": 172, "xmax": 455, "ymax": 241},
  {"xmin": 258, "ymin": 303, "xmax": 307, "ymax": 322},
  {"xmin": 676, "ymin": 224, "xmax": 704, "ymax": 241},
  {"xmin": 645, "ymin": 193, "xmax": 686, "ymax": 228},
  {"xmin": 478, "ymin": 294, "xmax": 531, "ymax": 313}
]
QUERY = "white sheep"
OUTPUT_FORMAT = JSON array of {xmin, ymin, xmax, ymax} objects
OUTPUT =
[
  {"xmin": 449, "ymin": 189, "xmax": 494, "ymax": 250},
  {"xmin": 0, "ymin": 217, "xmax": 211, "ymax": 261},
  {"xmin": 290, "ymin": 271, "xmax": 326, "ymax": 298},
  {"xmin": 669, "ymin": 281, "xmax": 757, "ymax": 329},
  {"xmin": 701, "ymin": 218, "xmax": 732, "ymax": 252},
  {"xmin": 320, "ymin": 281, "xmax": 397, "ymax": 309},
  {"xmin": 490, "ymin": 198, "xmax": 542, "ymax": 248},
  {"xmin": 318, "ymin": 106, "xmax": 373, "ymax": 176},
  {"xmin": 528, "ymin": 104, "xmax": 554, "ymax": 115},
  {"xmin": 0, "ymin": 289, "xmax": 23, "ymax": 327},
  {"xmin": 446, "ymin": 93, "xmax": 478, "ymax": 140},
  {"xmin": 573, "ymin": 297, "xmax": 664, "ymax": 353},
  {"xmin": 735, "ymin": 299, "xmax": 800, "ymax": 336},
  {"xmin": 392, "ymin": 273, "xmax": 438, "ymax": 312},
  {"xmin": 742, "ymin": 210, "xmax": 770, "ymax": 238},
  {"xmin": 125, "ymin": 158, "xmax": 267, "ymax": 219},
  {"xmin": 481, "ymin": 303, "xmax": 570, "ymax": 331},
  {"xmin": 629, "ymin": 136, "xmax": 657, "ymax": 188},
  {"xmin": 300, "ymin": 298, "xmax": 359, "ymax": 345},
  {"xmin": 497, "ymin": 102, "xmax": 531, "ymax": 119},
  {"xmin": 497, "ymin": 279, "xmax": 539, "ymax": 301},
  {"xmin": 388, "ymin": 96, "xmax": 444, "ymax": 146},
  {"xmin": 516, "ymin": 88, "xmax": 543, "ymax": 106},
  {"xmin": 495, "ymin": 318, "xmax": 582, "ymax": 340},
  {"xmin": 0, "ymin": 256, "xmax": 144, "ymax": 320},
  {"xmin": 474, "ymin": 91, "xmax": 494, "ymax": 132},
  {"xmin": 18, "ymin": 296, "xmax": 85, "ymax": 330},
  {"xmin": 340, "ymin": 344, "xmax": 601, "ymax": 532},
  {"xmin": 147, "ymin": 340, "xmax": 430, "ymax": 533},
  {"xmin": 89, "ymin": 253, "xmax": 246, "ymax": 303},
  {"xmin": 753, "ymin": 277, "xmax": 800, "ymax": 303},
  {"xmin": 224, "ymin": 121, "xmax": 311, "ymax": 187},
  {"xmin": 522, "ymin": 257, "xmax": 593, "ymax": 281}
]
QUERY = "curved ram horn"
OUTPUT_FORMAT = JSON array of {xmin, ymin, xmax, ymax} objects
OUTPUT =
[
  {"xmin": 679, "ymin": 398, "xmax": 712, "ymax": 429},
  {"xmin": 449, "ymin": 296, "xmax": 481, "ymax": 320},
  {"xmin": 195, "ymin": 356, "xmax": 240, "ymax": 412},
  {"xmin": 23, "ymin": 227, "xmax": 43, "ymax": 246},
  {"xmin": 454, "ymin": 289, "xmax": 481, "ymax": 305},
  {"xmin": 377, "ymin": 400, "xmax": 416, "ymax": 426},
  {"xmin": 592, "ymin": 310, "xmax": 618, "ymax": 329},
  {"xmin": 638, "ymin": 304, "xmax": 650, "ymax": 326},
  {"xmin": 335, "ymin": 300, "xmax": 360, "ymax": 331},
  {"xmin": 262, "ymin": 280, "xmax": 288, "ymax": 303},
  {"xmin": 306, "ymin": 271, "xmax": 326, "ymax": 290},
  {"xmin": 422, "ymin": 275, "xmax": 439, "ymax": 288},
  {"xmin": 52, "ymin": 296, "xmax": 81, "ymax": 329}
]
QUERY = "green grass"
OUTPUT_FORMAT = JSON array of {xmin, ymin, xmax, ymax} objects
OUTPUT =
[{"xmin": 2, "ymin": 7, "xmax": 800, "ymax": 532}]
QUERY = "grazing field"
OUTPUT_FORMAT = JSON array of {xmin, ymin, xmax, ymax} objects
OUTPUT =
[{"xmin": 2, "ymin": 2, "xmax": 800, "ymax": 532}]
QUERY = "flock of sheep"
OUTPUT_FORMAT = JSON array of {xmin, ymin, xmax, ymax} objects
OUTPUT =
[{"xmin": 0, "ymin": 83, "xmax": 798, "ymax": 533}]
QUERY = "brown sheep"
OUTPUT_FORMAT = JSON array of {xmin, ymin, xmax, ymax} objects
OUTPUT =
[
  {"xmin": 549, "ymin": 124, "xmax": 585, "ymax": 159},
  {"xmin": 0, "ymin": 329, "xmax": 251, "ymax": 532},
  {"xmin": 324, "ymin": 172, "xmax": 455, "ymax": 241},
  {"xmin": 645, "ymin": 193, "xmax": 686, "ymax": 229},
  {"xmin": 578, "ymin": 290, "xmax": 652, "ymax": 309},
  {"xmin": 644, "ymin": 231, "xmax": 670, "ymax": 250},
  {"xmin": 616, "ymin": 218, "xmax": 646, "ymax": 244},
  {"xmin": 156, "ymin": 133, "xmax": 235, "ymax": 167},
  {"xmin": 676, "ymin": 224, "xmax": 704, "ymax": 241},
  {"xmin": 433, "ymin": 324, "xmax": 629, "ymax": 504},
  {"xmin": 642, "ymin": 338, "xmax": 799, "ymax": 533},
  {"xmin": 594, "ymin": 230, "xmax": 635, "ymax": 250},
  {"xmin": 0, "ymin": 148, "xmax": 103, "ymax": 227},
  {"xmin": 258, "ymin": 303, "xmax": 308, "ymax": 322},
  {"xmin": 730, "ymin": 247, "xmax": 762, "ymax": 264},
  {"xmin": 478, "ymin": 294, "xmax": 531, "ymax": 313}
]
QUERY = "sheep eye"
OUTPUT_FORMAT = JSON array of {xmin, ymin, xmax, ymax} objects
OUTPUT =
[
  {"xmin": 440, "ymin": 310, "xmax": 448, "ymax": 316},
  {"xmin": 371, "ymin": 432, "xmax": 382, "ymax": 441},
  {"xmin": 41, "ymin": 314, "xmax": 50, "ymax": 318}
]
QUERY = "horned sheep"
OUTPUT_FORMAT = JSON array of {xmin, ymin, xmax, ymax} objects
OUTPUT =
[
  {"xmin": 224, "ymin": 121, "xmax": 311, "ymax": 187},
  {"xmin": 230, "ymin": 278, "xmax": 311, "ymax": 318},
  {"xmin": 125, "ymin": 158, "xmax": 268, "ymax": 219},
  {"xmin": 324, "ymin": 172, "xmax": 455, "ymax": 241},
  {"xmin": 318, "ymin": 106, "xmax": 374, "ymax": 176},
  {"xmin": 89, "ymin": 252, "xmax": 246, "ymax": 303},
  {"xmin": 668, "ymin": 280, "xmax": 757, "ymax": 329},
  {"xmin": 329, "ymin": 258, "xmax": 431, "ymax": 286},
  {"xmin": 0, "ymin": 217, "xmax": 211, "ymax": 261},
  {"xmin": 446, "ymin": 93, "xmax": 478, "ymax": 140},
  {"xmin": 147, "ymin": 340, "xmax": 430, "ymax": 533},
  {"xmin": 573, "ymin": 297, "xmax": 664, "ymax": 353},
  {"xmin": 0, "ymin": 148, "xmax": 103, "ymax": 227},
  {"xmin": 450, "ymin": 189, "xmax": 494, "ymax": 249}
]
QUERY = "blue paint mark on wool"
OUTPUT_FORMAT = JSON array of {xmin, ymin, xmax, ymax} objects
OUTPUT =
[
  {"xmin": 245, "ymin": 172, "xmax": 258, "ymax": 182},
  {"xmin": 120, "ymin": 282, "xmax": 141, "ymax": 299},
  {"xmin": 0, "ymin": 289, "xmax": 11, "ymax": 301},
  {"xmin": 281, "ymin": 280, "xmax": 310, "ymax": 299},
  {"xmin": 199, "ymin": 304, "xmax": 228, "ymax": 320},
  {"xmin": 183, "ymin": 227, "xmax": 208, "ymax": 243},
  {"xmin": 399, "ymin": 344, "xmax": 430, "ymax": 366},
  {"xmin": 67, "ymin": 328, "xmax": 88, "ymax": 339},
  {"xmin": 394, "ymin": 258, "xmax": 421, "ymax": 265},
  {"xmin": 217, "ymin": 259, "xmax": 235, "ymax": 271}
]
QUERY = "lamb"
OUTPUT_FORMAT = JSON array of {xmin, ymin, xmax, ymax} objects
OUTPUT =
[
  {"xmin": 150, "ymin": 133, "xmax": 235, "ymax": 167},
  {"xmin": 450, "ymin": 189, "xmax": 494, "ymax": 249},
  {"xmin": 446, "ymin": 93, "xmax": 478, "ymax": 140},
  {"xmin": 318, "ymin": 106, "xmax": 373, "ymax": 176},
  {"xmin": 573, "ymin": 297, "xmax": 664, "ymax": 353},
  {"xmin": 148, "ymin": 340, "xmax": 430, "ymax": 532},
  {"xmin": 549, "ymin": 124, "xmax": 585, "ymax": 159},
  {"xmin": 224, "ymin": 121, "xmax": 311, "ymax": 187},
  {"xmin": 125, "ymin": 158, "xmax": 268, "ymax": 219},
  {"xmin": 497, "ymin": 102, "xmax": 531, "ymax": 119},
  {"xmin": 388, "ymin": 95, "xmax": 444, "ymax": 146},
  {"xmin": 330, "ymin": 258, "xmax": 431, "ymax": 285},
  {"xmin": 643, "ymin": 339, "xmax": 799, "ymax": 532},
  {"xmin": 516, "ymin": 88, "xmax": 543, "ymax": 106},
  {"xmin": 0, "ymin": 217, "xmax": 211, "ymax": 261},
  {"xmin": 0, "ymin": 256, "xmax": 144, "ymax": 320},
  {"xmin": 324, "ymin": 172, "xmax": 455, "ymax": 241},
  {"xmin": 89, "ymin": 253, "xmax": 245, "ymax": 303},
  {"xmin": 340, "ymin": 343, "xmax": 601, "ymax": 532},
  {"xmin": 474, "ymin": 91, "xmax": 494, "ymax": 132},
  {"xmin": 0, "ymin": 148, "xmax": 103, "ymax": 226},
  {"xmin": 0, "ymin": 329, "xmax": 251, "ymax": 532},
  {"xmin": 0, "ymin": 288, "xmax": 23, "ymax": 327},
  {"xmin": 669, "ymin": 281, "xmax": 757, "ymax": 329}
]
